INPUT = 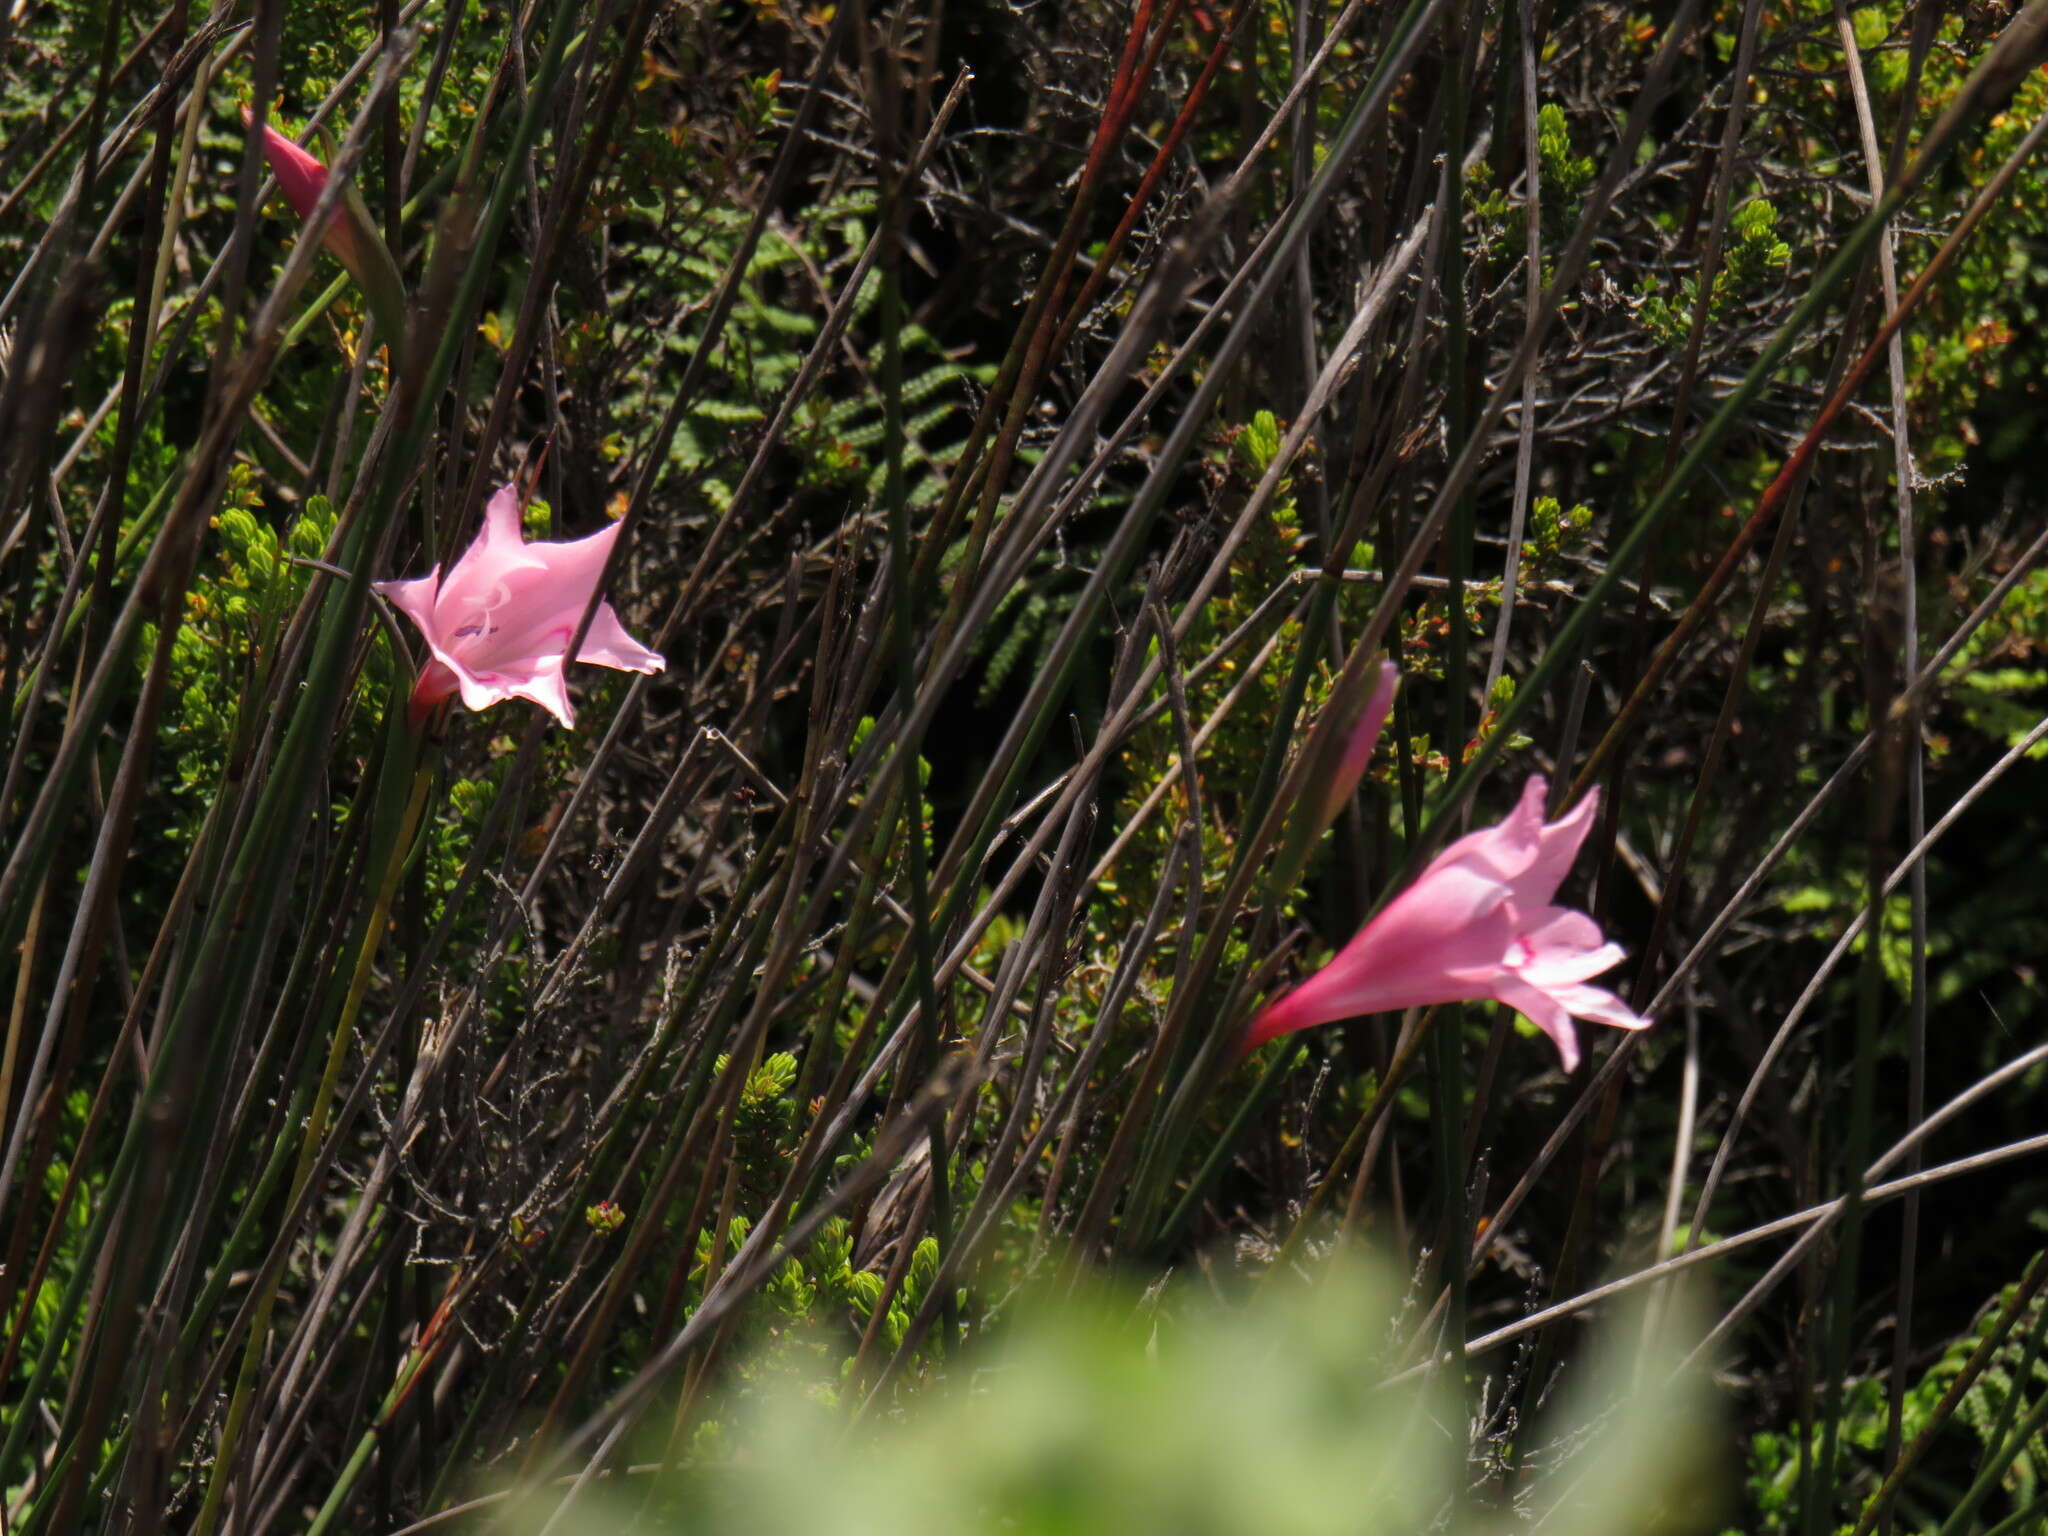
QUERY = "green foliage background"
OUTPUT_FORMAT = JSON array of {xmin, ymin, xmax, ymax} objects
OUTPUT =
[{"xmin": 1, "ymin": 0, "xmax": 2046, "ymax": 1530}]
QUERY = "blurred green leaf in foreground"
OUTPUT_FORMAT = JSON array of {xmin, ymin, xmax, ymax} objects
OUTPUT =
[{"xmin": 511, "ymin": 1256, "xmax": 1725, "ymax": 1536}]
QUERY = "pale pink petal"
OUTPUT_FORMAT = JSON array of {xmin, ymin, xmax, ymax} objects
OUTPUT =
[
  {"xmin": 498, "ymin": 656, "xmax": 576, "ymax": 728},
  {"xmin": 513, "ymin": 514, "xmax": 622, "ymax": 596},
  {"xmin": 479, "ymin": 479, "xmax": 525, "ymax": 544},
  {"xmin": 404, "ymin": 611, "xmax": 541, "ymax": 716},
  {"xmin": 438, "ymin": 650, "xmax": 523, "ymax": 715},
  {"xmin": 437, "ymin": 647, "xmax": 576, "ymax": 726},
  {"xmin": 1518, "ymin": 939, "xmax": 1627, "ymax": 989},
  {"xmin": 445, "ymin": 572, "xmax": 577, "ymax": 673},
  {"xmin": 452, "ymin": 522, "xmax": 631, "ymax": 670},
  {"xmin": 1511, "ymin": 784, "xmax": 1601, "ymax": 909},
  {"xmin": 1491, "ymin": 974, "xmax": 1583, "ymax": 1072},
  {"xmin": 1548, "ymin": 981, "xmax": 1651, "ymax": 1032},
  {"xmin": 1518, "ymin": 907, "xmax": 1604, "ymax": 954},
  {"xmin": 1417, "ymin": 774, "xmax": 1547, "ymax": 889},
  {"xmin": 434, "ymin": 484, "xmax": 548, "ymax": 625},
  {"xmin": 571, "ymin": 601, "xmax": 666, "ymax": 673},
  {"xmin": 1365, "ymin": 863, "xmax": 1519, "ymax": 983},
  {"xmin": 1510, "ymin": 907, "xmax": 1626, "ymax": 987},
  {"xmin": 374, "ymin": 571, "xmax": 442, "ymax": 634},
  {"xmin": 1239, "ymin": 775, "xmax": 1653, "ymax": 1065},
  {"xmin": 375, "ymin": 482, "xmax": 672, "ymax": 729}
]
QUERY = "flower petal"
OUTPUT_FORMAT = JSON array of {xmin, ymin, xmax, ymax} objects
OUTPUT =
[
  {"xmin": 1518, "ymin": 906, "xmax": 1604, "ymax": 954},
  {"xmin": 572, "ymin": 601, "xmax": 666, "ymax": 674},
  {"xmin": 439, "ymin": 650, "xmax": 524, "ymax": 715},
  {"xmin": 1511, "ymin": 784, "xmax": 1601, "ymax": 910},
  {"xmin": 1238, "ymin": 774, "xmax": 1653, "ymax": 1068},
  {"xmin": 1238, "ymin": 890, "xmax": 1509, "ymax": 1056},
  {"xmin": 1239, "ymin": 957, "xmax": 1471, "ymax": 1056},
  {"xmin": 457, "ymin": 523, "xmax": 634, "ymax": 667},
  {"xmin": 375, "ymin": 485, "xmax": 673, "ymax": 728},
  {"xmin": 1490, "ymin": 974, "xmax": 1583, "ymax": 1073},
  {"xmin": 246, "ymin": 112, "xmax": 328, "ymax": 221},
  {"xmin": 375, "ymin": 570, "xmax": 442, "ymax": 634},
  {"xmin": 1368, "ymin": 864, "xmax": 1520, "ymax": 983},
  {"xmin": 497, "ymin": 656, "xmax": 577, "ymax": 729},
  {"xmin": 1315, "ymin": 661, "xmax": 1399, "ymax": 830},
  {"xmin": 424, "ymin": 647, "xmax": 572, "ymax": 727},
  {"xmin": 1510, "ymin": 907, "xmax": 1627, "ymax": 987},
  {"xmin": 1417, "ymin": 774, "xmax": 1548, "ymax": 889},
  {"xmin": 1550, "ymin": 980, "xmax": 1651, "ymax": 1032},
  {"xmin": 433, "ymin": 484, "xmax": 548, "ymax": 627},
  {"xmin": 1519, "ymin": 939, "xmax": 1627, "ymax": 989},
  {"xmin": 519, "ymin": 514, "xmax": 623, "ymax": 595}
]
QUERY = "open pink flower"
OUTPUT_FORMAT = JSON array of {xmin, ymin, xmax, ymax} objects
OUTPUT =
[
  {"xmin": 1243, "ymin": 777, "xmax": 1649, "ymax": 1070},
  {"xmin": 375, "ymin": 483, "xmax": 664, "ymax": 729}
]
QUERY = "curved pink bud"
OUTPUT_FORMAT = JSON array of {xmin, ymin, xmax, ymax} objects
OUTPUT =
[
  {"xmin": 242, "ymin": 107, "xmax": 409, "ymax": 352},
  {"xmin": 1316, "ymin": 660, "xmax": 1400, "ymax": 830},
  {"xmin": 243, "ymin": 109, "xmax": 369, "ymax": 275}
]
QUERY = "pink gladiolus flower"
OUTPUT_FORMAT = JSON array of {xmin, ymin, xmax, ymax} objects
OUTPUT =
[
  {"xmin": 375, "ymin": 483, "xmax": 665, "ymax": 729},
  {"xmin": 1242, "ymin": 777, "xmax": 1650, "ymax": 1071}
]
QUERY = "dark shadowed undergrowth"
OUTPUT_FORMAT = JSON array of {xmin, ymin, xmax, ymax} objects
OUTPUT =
[{"xmin": 2, "ymin": 0, "xmax": 2048, "ymax": 1530}]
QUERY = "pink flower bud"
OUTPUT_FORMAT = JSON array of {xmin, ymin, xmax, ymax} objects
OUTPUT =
[
  {"xmin": 1316, "ymin": 660, "xmax": 1399, "ymax": 831},
  {"xmin": 244, "ymin": 110, "xmax": 370, "ymax": 277},
  {"xmin": 243, "ymin": 108, "xmax": 409, "ymax": 353}
]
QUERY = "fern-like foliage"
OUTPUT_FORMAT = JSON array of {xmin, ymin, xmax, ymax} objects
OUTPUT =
[{"xmin": 606, "ymin": 196, "xmax": 992, "ymax": 521}]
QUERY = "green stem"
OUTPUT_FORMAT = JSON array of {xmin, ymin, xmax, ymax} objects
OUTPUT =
[
  {"xmin": 873, "ymin": 30, "xmax": 953, "ymax": 1341},
  {"xmin": 191, "ymin": 750, "xmax": 432, "ymax": 1536},
  {"xmin": 303, "ymin": 1326, "xmax": 441, "ymax": 1536}
]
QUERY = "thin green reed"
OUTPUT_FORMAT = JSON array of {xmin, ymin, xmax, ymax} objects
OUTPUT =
[
  {"xmin": 0, "ymin": 168, "xmax": 337, "ymax": 1536},
  {"xmin": 9, "ymin": 1, "xmax": 2048, "ymax": 1525},
  {"xmin": 1431, "ymin": 0, "xmax": 1481, "ymax": 1446},
  {"xmin": 940, "ymin": 0, "xmax": 1452, "ymax": 1255},
  {"xmin": 189, "ymin": 718, "xmax": 431, "ymax": 1536},
  {"xmin": 1806, "ymin": 615, "xmax": 1908, "ymax": 1536},
  {"xmin": 1849, "ymin": 1252, "xmax": 2048, "ymax": 1535},
  {"xmin": 1112, "ymin": 0, "xmax": 1708, "ymax": 1245},
  {"xmin": 413, "ymin": 769, "xmax": 767, "ymax": 1507},
  {"xmin": 873, "ymin": 10, "xmax": 953, "ymax": 1335},
  {"xmin": 36, "ymin": 701, "xmax": 403, "ymax": 1528},
  {"xmin": 1420, "ymin": 0, "xmax": 2048, "ymax": 871},
  {"xmin": 530, "ymin": 792, "xmax": 813, "ymax": 1445},
  {"xmin": 0, "ymin": 0, "xmax": 582, "ymax": 1505},
  {"xmin": 1126, "ymin": 0, "xmax": 2048, "ymax": 1260},
  {"xmin": 1929, "ymin": 1274, "xmax": 2048, "ymax": 1536}
]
